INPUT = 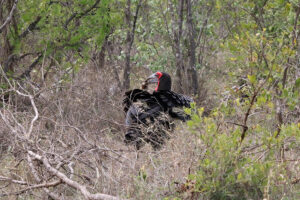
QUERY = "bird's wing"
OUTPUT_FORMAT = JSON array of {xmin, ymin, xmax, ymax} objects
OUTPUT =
[
  {"xmin": 168, "ymin": 108, "xmax": 191, "ymax": 121},
  {"xmin": 154, "ymin": 91, "xmax": 193, "ymax": 108},
  {"xmin": 123, "ymin": 89, "xmax": 153, "ymax": 113}
]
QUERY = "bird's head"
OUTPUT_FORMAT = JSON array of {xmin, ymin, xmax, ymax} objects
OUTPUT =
[{"xmin": 145, "ymin": 72, "xmax": 172, "ymax": 91}]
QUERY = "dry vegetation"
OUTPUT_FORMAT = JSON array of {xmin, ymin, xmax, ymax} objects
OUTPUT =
[
  {"xmin": 0, "ymin": 62, "xmax": 206, "ymax": 199},
  {"xmin": 0, "ymin": 51, "xmax": 298, "ymax": 199}
]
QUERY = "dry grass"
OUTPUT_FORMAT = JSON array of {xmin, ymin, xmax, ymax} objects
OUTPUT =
[
  {"xmin": 0, "ymin": 59, "xmax": 299, "ymax": 199},
  {"xmin": 0, "ymin": 64, "xmax": 207, "ymax": 199}
]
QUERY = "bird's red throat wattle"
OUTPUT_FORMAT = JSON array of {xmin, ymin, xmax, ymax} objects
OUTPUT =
[{"xmin": 155, "ymin": 72, "xmax": 163, "ymax": 91}]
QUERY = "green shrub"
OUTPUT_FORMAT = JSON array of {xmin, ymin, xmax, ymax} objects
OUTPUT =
[{"xmin": 182, "ymin": 106, "xmax": 300, "ymax": 200}]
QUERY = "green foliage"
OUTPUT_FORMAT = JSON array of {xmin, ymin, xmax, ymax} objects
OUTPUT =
[
  {"xmin": 183, "ymin": 106, "xmax": 299, "ymax": 199},
  {"xmin": 180, "ymin": 2, "xmax": 300, "ymax": 198},
  {"xmin": 5, "ymin": 0, "xmax": 114, "ymax": 81}
]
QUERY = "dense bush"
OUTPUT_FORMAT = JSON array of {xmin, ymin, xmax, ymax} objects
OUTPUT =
[{"xmin": 180, "ymin": 104, "xmax": 300, "ymax": 200}]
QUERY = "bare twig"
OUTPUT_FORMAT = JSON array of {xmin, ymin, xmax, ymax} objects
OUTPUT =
[
  {"xmin": 195, "ymin": 4, "xmax": 213, "ymax": 47},
  {"xmin": 0, "ymin": 180, "xmax": 61, "ymax": 197},
  {"xmin": 225, "ymin": 121, "xmax": 248, "ymax": 129},
  {"xmin": 13, "ymin": 91, "xmax": 39, "ymax": 139},
  {"xmin": 0, "ymin": 176, "xmax": 28, "ymax": 185}
]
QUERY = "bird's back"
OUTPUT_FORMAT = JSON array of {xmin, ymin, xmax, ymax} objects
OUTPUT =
[
  {"xmin": 123, "ymin": 88, "xmax": 192, "ymax": 150},
  {"xmin": 153, "ymin": 90, "xmax": 193, "ymax": 109}
]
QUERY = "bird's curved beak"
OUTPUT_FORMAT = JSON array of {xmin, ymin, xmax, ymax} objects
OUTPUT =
[{"xmin": 145, "ymin": 73, "xmax": 159, "ymax": 84}]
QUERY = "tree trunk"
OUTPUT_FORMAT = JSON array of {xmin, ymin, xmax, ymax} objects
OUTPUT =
[
  {"xmin": 122, "ymin": 0, "xmax": 142, "ymax": 90},
  {"xmin": 0, "ymin": 0, "xmax": 14, "ymax": 72},
  {"xmin": 186, "ymin": 0, "xmax": 198, "ymax": 95},
  {"xmin": 171, "ymin": 0, "xmax": 184, "ymax": 94},
  {"xmin": 107, "ymin": 41, "xmax": 122, "ymax": 89},
  {"xmin": 97, "ymin": 36, "xmax": 108, "ymax": 69}
]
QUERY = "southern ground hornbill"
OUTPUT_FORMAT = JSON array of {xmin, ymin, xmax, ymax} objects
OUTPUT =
[{"xmin": 123, "ymin": 72, "xmax": 193, "ymax": 150}]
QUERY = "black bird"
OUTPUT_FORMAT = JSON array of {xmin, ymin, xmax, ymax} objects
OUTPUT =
[{"xmin": 123, "ymin": 72, "xmax": 192, "ymax": 150}]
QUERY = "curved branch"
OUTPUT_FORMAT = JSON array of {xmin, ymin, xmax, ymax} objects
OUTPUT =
[
  {"xmin": 64, "ymin": 0, "xmax": 101, "ymax": 29},
  {"xmin": 28, "ymin": 151, "xmax": 125, "ymax": 200},
  {"xmin": 20, "ymin": 16, "xmax": 41, "ymax": 38}
]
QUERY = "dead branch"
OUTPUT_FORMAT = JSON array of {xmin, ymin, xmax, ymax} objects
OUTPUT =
[
  {"xmin": 0, "ymin": 176, "xmax": 28, "ymax": 185},
  {"xmin": 13, "ymin": 90, "xmax": 39, "ymax": 139},
  {"xmin": 28, "ymin": 151, "xmax": 125, "ymax": 200},
  {"xmin": 27, "ymin": 155, "xmax": 63, "ymax": 200},
  {"xmin": 0, "ymin": 180, "xmax": 61, "ymax": 197},
  {"xmin": 0, "ymin": 65, "xmax": 39, "ymax": 139}
]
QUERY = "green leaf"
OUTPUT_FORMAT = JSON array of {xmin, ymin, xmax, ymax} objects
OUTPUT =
[
  {"xmin": 295, "ymin": 78, "xmax": 300, "ymax": 88},
  {"xmin": 282, "ymin": 89, "xmax": 288, "ymax": 98},
  {"xmin": 248, "ymin": 75, "xmax": 256, "ymax": 84}
]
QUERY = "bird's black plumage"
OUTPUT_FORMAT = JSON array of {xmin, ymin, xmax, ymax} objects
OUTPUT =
[{"xmin": 123, "ymin": 72, "xmax": 192, "ymax": 150}]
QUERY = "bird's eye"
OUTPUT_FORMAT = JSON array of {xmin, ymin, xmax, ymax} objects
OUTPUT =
[{"xmin": 156, "ymin": 72, "xmax": 163, "ymax": 79}]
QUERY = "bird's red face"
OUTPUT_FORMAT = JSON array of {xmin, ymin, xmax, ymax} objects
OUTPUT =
[{"xmin": 146, "ymin": 72, "xmax": 171, "ymax": 91}]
